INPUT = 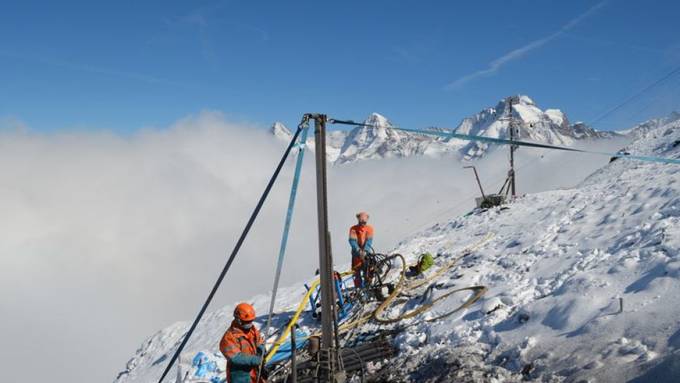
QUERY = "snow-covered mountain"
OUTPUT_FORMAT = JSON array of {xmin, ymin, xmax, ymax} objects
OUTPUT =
[
  {"xmin": 333, "ymin": 113, "xmax": 461, "ymax": 164},
  {"xmin": 272, "ymin": 95, "xmax": 620, "ymax": 163},
  {"xmin": 271, "ymin": 116, "xmax": 456, "ymax": 164},
  {"xmin": 116, "ymin": 116, "xmax": 680, "ymax": 382},
  {"xmin": 619, "ymin": 111, "xmax": 680, "ymax": 140},
  {"xmin": 456, "ymin": 95, "xmax": 618, "ymax": 159}
]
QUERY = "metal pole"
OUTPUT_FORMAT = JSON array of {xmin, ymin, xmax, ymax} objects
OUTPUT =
[
  {"xmin": 313, "ymin": 114, "xmax": 334, "ymax": 352},
  {"xmin": 291, "ymin": 324, "xmax": 298, "ymax": 383},
  {"xmin": 312, "ymin": 114, "xmax": 343, "ymax": 382},
  {"xmin": 508, "ymin": 98, "xmax": 517, "ymax": 198},
  {"xmin": 463, "ymin": 166, "xmax": 486, "ymax": 199}
]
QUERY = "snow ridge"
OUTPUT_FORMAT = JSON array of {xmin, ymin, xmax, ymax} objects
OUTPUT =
[
  {"xmin": 272, "ymin": 95, "xmax": 620, "ymax": 164},
  {"xmin": 618, "ymin": 111, "xmax": 680, "ymax": 141}
]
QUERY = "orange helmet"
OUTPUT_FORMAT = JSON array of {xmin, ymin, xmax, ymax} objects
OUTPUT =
[{"xmin": 233, "ymin": 303, "xmax": 256, "ymax": 322}]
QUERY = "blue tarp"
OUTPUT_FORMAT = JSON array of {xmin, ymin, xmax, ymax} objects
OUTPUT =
[
  {"xmin": 267, "ymin": 328, "xmax": 309, "ymax": 365},
  {"xmin": 192, "ymin": 351, "xmax": 218, "ymax": 378}
]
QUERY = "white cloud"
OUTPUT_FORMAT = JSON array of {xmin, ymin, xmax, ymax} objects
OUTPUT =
[
  {"xmin": 445, "ymin": 1, "xmax": 607, "ymax": 90},
  {"xmin": 0, "ymin": 112, "xmax": 628, "ymax": 382}
]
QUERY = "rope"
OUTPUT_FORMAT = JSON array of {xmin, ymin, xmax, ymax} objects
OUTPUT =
[
  {"xmin": 372, "ymin": 233, "xmax": 494, "ymax": 324},
  {"xmin": 157, "ymin": 124, "xmax": 304, "ymax": 383},
  {"xmin": 314, "ymin": 232, "xmax": 496, "ymax": 335},
  {"xmin": 257, "ymin": 116, "xmax": 310, "ymax": 381},
  {"xmin": 263, "ymin": 234, "xmax": 494, "ymax": 366},
  {"xmin": 327, "ymin": 119, "xmax": 680, "ymax": 165}
]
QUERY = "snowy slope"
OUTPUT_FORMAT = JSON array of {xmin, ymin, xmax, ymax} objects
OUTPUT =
[
  {"xmin": 619, "ymin": 111, "xmax": 680, "ymax": 141},
  {"xmin": 378, "ymin": 119, "xmax": 680, "ymax": 382},
  {"xmin": 272, "ymin": 96, "xmax": 619, "ymax": 164},
  {"xmin": 118, "ymin": 119, "xmax": 680, "ymax": 382}
]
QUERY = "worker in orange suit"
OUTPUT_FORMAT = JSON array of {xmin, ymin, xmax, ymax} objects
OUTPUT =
[
  {"xmin": 219, "ymin": 303, "xmax": 266, "ymax": 383},
  {"xmin": 349, "ymin": 211, "xmax": 375, "ymax": 288}
]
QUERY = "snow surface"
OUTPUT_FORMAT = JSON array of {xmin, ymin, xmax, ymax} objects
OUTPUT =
[
  {"xmin": 619, "ymin": 112, "xmax": 680, "ymax": 141},
  {"xmin": 544, "ymin": 109, "xmax": 566, "ymax": 127},
  {"xmin": 118, "ymin": 119, "xmax": 680, "ymax": 382}
]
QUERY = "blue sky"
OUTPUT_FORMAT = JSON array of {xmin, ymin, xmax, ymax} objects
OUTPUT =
[{"xmin": 2, "ymin": 0, "xmax": 680, "ymax": 133}]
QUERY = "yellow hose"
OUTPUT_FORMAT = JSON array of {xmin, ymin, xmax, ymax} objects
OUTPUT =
[
  {"xmin": 265, "ymin": 233, "xmax": 494, "ymax": 360},
  {"xmin": 324, "ymin": 233, "xmax": 496, "ymax": 333},
  {"xmin": 264, "ymin": 271, "xmax": 353, "ymax": 362},
  {"xmin": 264, "ymin": 278, "xmax": 319, "ymax": 362},
  {"xmin": 373, "ymin": 232, "xmax": 494, "ymax": 323}
]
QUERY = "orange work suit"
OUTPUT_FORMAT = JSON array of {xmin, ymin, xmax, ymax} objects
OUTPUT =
[
  {"xmin": 349, "ymin": 224, "xmax": 374, "ymax": 288},
  {"xmin": 219, "ymin": 320, "xmax": 265, "ymax": 383}
]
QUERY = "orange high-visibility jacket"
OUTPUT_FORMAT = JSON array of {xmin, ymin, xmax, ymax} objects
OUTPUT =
[
  {"xmin": 219, "ymin": 321, "xmax": 264, "ymax": 383},
  {"xmin": 349, "ymin": 224, "xmax": 374, "ymax": 252}
]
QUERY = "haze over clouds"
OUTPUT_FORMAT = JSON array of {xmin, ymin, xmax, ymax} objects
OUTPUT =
[{"xmin": 0, "ymin": 112, "xmax": 629, "ymax": 382}]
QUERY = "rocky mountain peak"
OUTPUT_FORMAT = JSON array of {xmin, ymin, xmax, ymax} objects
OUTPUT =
[{"xmin": 271, "ymin": 95, "xmax": 621, "ymax": 163}]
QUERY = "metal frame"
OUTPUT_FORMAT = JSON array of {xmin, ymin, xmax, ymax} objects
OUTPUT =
[{"xmin": 305, "ymin": 275, "xmax": 354, "ymax": 322}]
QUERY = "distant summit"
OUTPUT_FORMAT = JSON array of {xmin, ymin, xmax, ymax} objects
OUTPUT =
[
  {"xmin": 618, "ymin": 111, "xmax": 680, "ymax": 140},
  {"xmin": 456, "ymin": 95, "xmax": 618, "ymax": 159},
  {"xmin": 271, "ymin": 95, "xmax": 621, "ymax": 164}
]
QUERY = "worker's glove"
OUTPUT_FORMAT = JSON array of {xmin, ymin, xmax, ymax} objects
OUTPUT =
[{"xmin": 257, "ymin": 344, "xmax": 266, "ymax": 356}]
